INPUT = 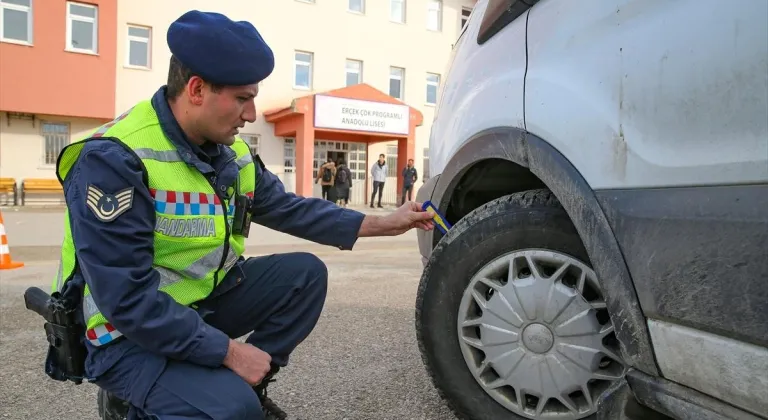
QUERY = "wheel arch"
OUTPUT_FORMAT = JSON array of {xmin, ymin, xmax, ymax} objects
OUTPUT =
[{"xmin": 429, "ymin": 126, "xmax": 661, "ymax": 376}]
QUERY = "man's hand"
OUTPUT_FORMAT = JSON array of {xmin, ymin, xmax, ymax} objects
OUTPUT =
[
  {"xmin": 223, "ymin": 339, "xmax": 272, "ymax": 385},
  {"xmin": 359, "ymin": 201, "xmax": 435, "ymax": 237}
]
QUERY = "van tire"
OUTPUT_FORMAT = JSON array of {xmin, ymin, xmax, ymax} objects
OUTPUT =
[{"xmin": 415, "ymin": 189, "xmax": 616, "ymax": 420}]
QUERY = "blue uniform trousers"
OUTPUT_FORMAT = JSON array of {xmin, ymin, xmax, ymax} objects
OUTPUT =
[{"xmin": 92, "ymin": 252, "xmax": 328, "ymax": 419}]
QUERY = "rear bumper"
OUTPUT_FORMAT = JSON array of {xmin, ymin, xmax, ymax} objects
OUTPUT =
[{"xmin": 416, "ymin": 175, "xmax": 441, "ymax": 267}]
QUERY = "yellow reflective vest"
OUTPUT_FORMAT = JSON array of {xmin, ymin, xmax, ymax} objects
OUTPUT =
[{"xmin": 54, "ymin": 100, "xmax": 256, "ymax": 346}]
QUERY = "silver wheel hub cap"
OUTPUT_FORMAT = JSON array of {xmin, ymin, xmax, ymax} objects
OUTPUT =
[
  {"xmin": 457, "ymin": 249, "xmax": 627, "ymax": 420},
  {"xmin": 522, "ymin": 323, "xmax": 554, "ymax": 354}
]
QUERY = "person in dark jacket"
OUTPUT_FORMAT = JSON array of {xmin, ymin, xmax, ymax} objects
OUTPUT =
[
  {"xmin": 401, "ymin": 159, "xmax": 418, "ymax": 205},
  {"xmin": 334, "ymin": 158, "xmax": 352, "ymax": 208}
]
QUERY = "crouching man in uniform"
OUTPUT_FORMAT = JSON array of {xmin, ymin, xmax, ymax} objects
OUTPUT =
[{"xmin": 50, "ymin": 10, "xmax": 434, "ymax": 420}]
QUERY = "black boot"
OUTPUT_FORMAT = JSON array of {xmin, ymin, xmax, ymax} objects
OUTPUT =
[
  {"xmin": 253, "ymin": 366, "xmax": 288, "ymax": 420},
  {"xmin": 97, "ymin": 388, "xmax": 129, "ymax": 420}
]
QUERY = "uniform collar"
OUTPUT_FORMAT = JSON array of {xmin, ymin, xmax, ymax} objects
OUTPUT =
[{"xmin": 150, "ymin": 86, "xmax": 233, "ymax": 172}]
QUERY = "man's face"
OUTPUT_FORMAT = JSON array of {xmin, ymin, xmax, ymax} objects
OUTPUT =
[
  {"xmin": 379, "ymin": 155, "xmax": 386, "ymax": 163},
  {"xmin": 407, "ymin": 159, "xmax": 414, "ymax": 167},
  {"xmin": 189, "ymin": 78, "xmax": 259, "ymax": 146}
]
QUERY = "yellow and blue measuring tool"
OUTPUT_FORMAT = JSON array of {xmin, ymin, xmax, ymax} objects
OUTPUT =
[{"xmin": 422, "ymin": 200, "xmax": 452, "ymax": 234}]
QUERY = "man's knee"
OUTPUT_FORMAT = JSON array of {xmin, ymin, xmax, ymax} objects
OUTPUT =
[{"xmin": 290, "ymin": 252, "xmax": 328, "ymax": 292}]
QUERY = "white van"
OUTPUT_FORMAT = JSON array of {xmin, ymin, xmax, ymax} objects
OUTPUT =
[{"xmin": 414, "ymin": 1, "xmax": 768, "ymax": 419}]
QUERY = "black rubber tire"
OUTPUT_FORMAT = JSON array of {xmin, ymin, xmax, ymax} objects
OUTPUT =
[{"xmin": 415, "ymin": 189, "xmax": 597, "ymax": 420}]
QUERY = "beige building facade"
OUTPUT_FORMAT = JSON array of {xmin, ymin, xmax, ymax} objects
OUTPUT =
[{"xmin": 0, "ymin": 0, "xmax": 476, "ymax": 206}]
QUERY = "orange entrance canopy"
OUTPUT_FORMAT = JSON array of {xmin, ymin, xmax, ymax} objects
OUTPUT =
[{"xmin": 263, "ymin": 83, "xmax": 424, "ymax": 201}]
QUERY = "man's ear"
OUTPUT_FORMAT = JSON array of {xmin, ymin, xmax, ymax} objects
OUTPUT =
[{"xmin": 186, "ymin": 76, "xmax": 206, "ymax": 106}]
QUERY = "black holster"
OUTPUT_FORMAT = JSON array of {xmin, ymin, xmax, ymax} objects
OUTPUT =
[{"xmin": 24, "ymin": 286, "xmax": 88, "ymax": 384}]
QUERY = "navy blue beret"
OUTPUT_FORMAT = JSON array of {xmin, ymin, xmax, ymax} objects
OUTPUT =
[{"xmin": 167, "ymin": 10, "xmax": 274, "ymax": 86}]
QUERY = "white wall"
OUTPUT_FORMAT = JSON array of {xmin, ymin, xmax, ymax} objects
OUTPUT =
[{"xmin": 0, "ymin": 112, "xmax": 101, "ymax": 184}]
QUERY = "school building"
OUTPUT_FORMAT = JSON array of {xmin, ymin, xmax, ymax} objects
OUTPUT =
[{"xmin": 0, "ymin": 0, "xmax": 476, "ymax": 206}]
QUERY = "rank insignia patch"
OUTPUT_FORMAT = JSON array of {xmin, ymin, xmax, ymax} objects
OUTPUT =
[{"xmin": 86, "ymin": 185, "xmax": 134, "ymax": 222}]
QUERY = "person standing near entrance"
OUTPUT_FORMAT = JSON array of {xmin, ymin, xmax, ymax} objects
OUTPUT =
[
  {"xmin": 370, "ymin": 153, "xmax": 387, "ymax": 208},
  {"xmin": 401, "ymin": 159, "xmax": 418, "ymax": 205},
  {"xmin": 315, "ymin": 157, "xmax": 336, "ymax": 202},
  {"xmin": 334, "ymin": 158, "xmax": 352, "ymax": 208}
]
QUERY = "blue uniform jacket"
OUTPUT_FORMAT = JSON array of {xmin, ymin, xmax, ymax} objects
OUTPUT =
[{"xmin": 62, "ymin": 87, "xmax": 365, "ymax": 380}]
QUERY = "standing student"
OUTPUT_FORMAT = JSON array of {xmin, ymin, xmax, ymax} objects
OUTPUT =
[
  {"xmin": 315, "ymin": 157, "xmax": 336, "ymax": 201},
  {"xmin": 401, "ymin": 159, "xmax": 418, "ymax": 205},
  {"xmin": 334, "ymin": 158, "xmax": 352, "ymax": 208},
  {"xmin": 370, "ymin": 153, "xmax": 387, "ymax": 208}
]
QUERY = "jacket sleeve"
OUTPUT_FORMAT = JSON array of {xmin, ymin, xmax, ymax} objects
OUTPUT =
[
  {"xmin": 65, "ymin": 140, "xmax": 230, "ymax": 367},
  {"xmin": 249, "ymin": 160, "xmax": 365, "ymax": 250}
]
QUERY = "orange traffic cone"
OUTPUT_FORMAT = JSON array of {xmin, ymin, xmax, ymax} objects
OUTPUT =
[{"xmin": 0, "ymin": 209, "xmax": 24, "ymax": 270}]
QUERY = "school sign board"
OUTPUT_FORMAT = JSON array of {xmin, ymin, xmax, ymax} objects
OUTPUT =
[{"xmin": 313, "ymin": 95, "xmax": 410, "ymax": 136}]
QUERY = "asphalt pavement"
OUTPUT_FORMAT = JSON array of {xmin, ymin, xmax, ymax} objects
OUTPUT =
[{"xmin": 0, "ymin": 208, "xmax": 457, "ymax": 420}]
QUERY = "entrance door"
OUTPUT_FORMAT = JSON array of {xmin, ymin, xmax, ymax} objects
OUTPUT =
[
  {"xmin": 313, "ymin": 140, "xmax": 367, "ymax": 204},
  {"xmin": 346, "ymin": 143, "xmax": 367, "ymax": 204},
  {"xmin": 281, "ymin": 138, "xmax": 296, "ymax": 193},
  {"xmin": 327, "ymin": 151, "xmax": 346, "ymax": 165}
]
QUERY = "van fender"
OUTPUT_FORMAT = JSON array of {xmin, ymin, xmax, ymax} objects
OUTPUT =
[{"xmin": 429, "ymin": 126, "xmax": 660, "ymax": 376}]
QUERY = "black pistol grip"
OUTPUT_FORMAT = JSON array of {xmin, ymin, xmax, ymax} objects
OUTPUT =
[{"xmin": 24, "ymin": 287, "xmax": 52, "ymax": 321}]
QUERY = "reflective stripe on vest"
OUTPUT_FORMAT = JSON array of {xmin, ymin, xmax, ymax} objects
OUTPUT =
[{"xmin": 53, "ymin": 100, "xmax": 257, "ymax": 347}]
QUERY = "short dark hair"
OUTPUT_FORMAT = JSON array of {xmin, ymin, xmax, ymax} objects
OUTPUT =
[
  {"xmin": 408, "ymin": 158, "xmax": 414, "ymax": 162},
  {"xmin": 166, "ymin": 55, "xmax": 223, "ymax": 100},
  {"xmin": 379, "ymin": 153, "xmax": 385, "ymax": 158},
  {"xmin": 337, "ymin": 158, "xmax": 346, "ymax": 166}
]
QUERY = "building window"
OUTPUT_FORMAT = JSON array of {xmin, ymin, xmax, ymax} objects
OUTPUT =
[
  {"xmin": 240, "ymin": 134, "xmax": 260, "ymax": 158},
  {"xmin": 42, "ymin": 122, "xmax": 70, "ymax": 166},
  {"xmin": 0, "ymin": 0, "xmax": 33, "ymax": 44},
  {"xmin": 461, "ymin": 7, "xmax": 472, "ymax": 30},
  {"xmin": 66, "ymin": 2, "xmax": 98, "ymax": 54},
  {"xmin": 126, "ymin": 25, "xmax": 151, "ymax": 68},
  {"xmin": 284, "ymin": 138, "xmax": 296, "ymax": 173},
  {"xmin": 426, "ymin": 0, "xmax": 442, "ymax": 32},
  {"xmin": 345, "ymin": 59, "xmax": 362, "ymax": 86},
  {"xmin": 426, "ymin": 73, "xmax": 440, "ymax": 105},
  {"xmin": 390, "ymin": 0, "xmax": 405, "ymax": 23},
  {"xmin": 423, "ymin": 147, "xmax": 430, "ymax": 180},
  {"xmin": 294, "ymin": 51, "xmax": 313, "ymax": 89},
  {"xmin": 348, "ymin": 0, "xmax": 364, "ymax": 14},
  {"xmin": 389, "ymin": 66, "xmax": 404, "ymax": 100}
]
